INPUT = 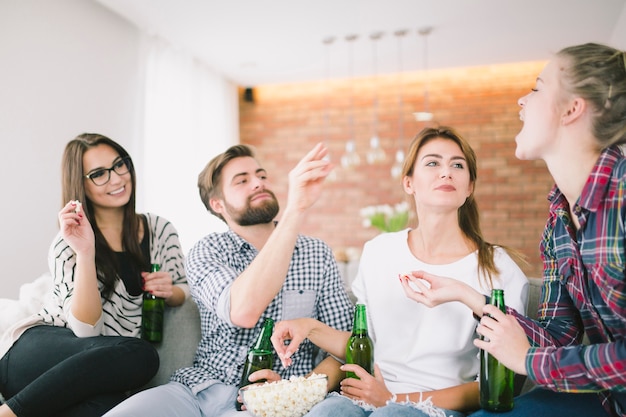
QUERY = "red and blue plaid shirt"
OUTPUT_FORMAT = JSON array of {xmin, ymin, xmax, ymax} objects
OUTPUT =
[{"xmin": 511, "ymin": 145, "xmax": 626, "ymax": 417}]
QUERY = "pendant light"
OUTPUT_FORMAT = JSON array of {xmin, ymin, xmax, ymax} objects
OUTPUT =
[
  {"xmin": 366, "ymin": 31, "xmax": 386, "ymax": 165},
  {"xmin": 340, "ymin": 34, "xmax": 361, "ymax": 169},
  {"xmin": 391, "ymin": 29, "xmax": 408, "ymax": 179},
  {"xmin": 413, "ymin": 27, "xmax": 434, "ymax": 122},
  {"xmin": 322, "ymin": 36, "xmax": 337, "ymax": 182}
]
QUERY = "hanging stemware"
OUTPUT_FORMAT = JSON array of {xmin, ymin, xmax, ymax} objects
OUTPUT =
[
  {"xmin": 413, "ymin": 27, "xmax": 434, "ymax": 122},
  {"xmin": 322, "ymin": 36, "xmax": 338, "ymax": 182},
  {"xmin": 391, "ymin": 29, "xmax": 408, "ymax": 178},
  {"xmin": 366, "ymin": 31, "xmax": 386, "ymax": 165},
  {"xmin": 340, "ymin": 34, "xmax": 361, "ymax": 169}
]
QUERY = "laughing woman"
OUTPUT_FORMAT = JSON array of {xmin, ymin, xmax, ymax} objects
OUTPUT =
[
  {"xmin": 0, "ymin": 133, "xmax": 188, "ymax": 417},
  {"xmin": 401, "ymin": 43, "xmax": 626, "ymax": 417}
]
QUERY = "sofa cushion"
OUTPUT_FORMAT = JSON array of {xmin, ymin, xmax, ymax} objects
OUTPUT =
[
  {"xmin": 144, "ymin": 297, "xmax": 202, "ymax": 388},
  {"xmin": 525, "ymin": 277, "xmax": 543, "ymax": 320}
]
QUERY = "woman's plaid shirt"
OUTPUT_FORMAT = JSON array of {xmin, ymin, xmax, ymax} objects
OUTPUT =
[{"xmin": 511, "ymin": 145, "xmax": 626, "ymax": 416}]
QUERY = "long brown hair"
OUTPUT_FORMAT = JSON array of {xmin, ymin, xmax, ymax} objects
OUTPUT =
[
  {"xmin": 402, "ymin": 126, "xmax": 525, "ymax": 289},
  {"xmin": 61, "ymin": 133, "xmax": 147, "ymax": 299}
]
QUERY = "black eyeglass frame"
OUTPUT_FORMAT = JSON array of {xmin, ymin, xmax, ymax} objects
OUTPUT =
[{"xmin": 84, "ymin": 156, "xmax": 133, "ymax": 186}]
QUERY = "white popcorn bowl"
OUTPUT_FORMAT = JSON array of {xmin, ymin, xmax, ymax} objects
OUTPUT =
[{"xmin": 240, "ymin": 374, "xmax": 328, "ymax": 417}]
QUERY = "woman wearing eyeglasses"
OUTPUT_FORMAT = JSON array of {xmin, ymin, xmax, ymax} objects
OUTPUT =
[{"xmin": 0, "ymin": 133, "xmax": 188, "ymax": 417}]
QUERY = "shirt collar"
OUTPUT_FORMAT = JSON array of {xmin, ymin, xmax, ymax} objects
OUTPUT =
[
  {"xmin": 547, "ymin": 145, "xmax": 623, "ymax": 212},
  {"xmin": 226, "ymin": 222, "xmax": 302, "ymax": 252}
]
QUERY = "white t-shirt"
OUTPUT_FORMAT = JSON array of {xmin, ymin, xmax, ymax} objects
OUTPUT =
[{"xmin": 351, "ymin": 229, "xmax": 529, "ymax": 395}]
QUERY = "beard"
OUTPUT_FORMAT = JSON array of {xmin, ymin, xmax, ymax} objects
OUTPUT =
[{"xmin": 224, "ymin": 190, "xmax": 280, "ymax": 226}]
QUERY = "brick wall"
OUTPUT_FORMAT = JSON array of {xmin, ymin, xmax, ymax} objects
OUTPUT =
[{"xmin": 239, "ymin": 61, "xmax": 552, "ymax": 278}]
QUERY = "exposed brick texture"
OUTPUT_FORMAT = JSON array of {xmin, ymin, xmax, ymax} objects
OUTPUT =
[{"xmin": 239, "ymin": 61, "xmax": 552, "ymax": 278}]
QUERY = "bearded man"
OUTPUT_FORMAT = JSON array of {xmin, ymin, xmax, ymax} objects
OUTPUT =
[{"xmin": 104, "ymin": 143, "xmax": 353, "ymax": 417}]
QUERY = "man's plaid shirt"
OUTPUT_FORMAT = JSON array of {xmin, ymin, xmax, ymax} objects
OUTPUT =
[{"xmin": 171, "ymin": 229, "xmax": 353, "ymax": 393}]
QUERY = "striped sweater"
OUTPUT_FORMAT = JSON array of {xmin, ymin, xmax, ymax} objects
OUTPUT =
[{"xmin": 0, "ymin": 213, "xmax": 187, "ymax": 359}]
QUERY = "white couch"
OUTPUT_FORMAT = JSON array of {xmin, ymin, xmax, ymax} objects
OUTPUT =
[
  {"xmin": 0, "ymin": 267, "xmax": 544, "ymax": 392},
  {"xmin": 0, "ymin": 273, "xmax": 200, "ymax": 389}
]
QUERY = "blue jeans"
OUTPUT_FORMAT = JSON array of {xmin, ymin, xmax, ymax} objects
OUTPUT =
[
  {"xmin": 468, "ymin": 388, "xmax": 607, "ymax": 417},
  {"xmin": 305, "ymin": 394, "xmax": 465, "ymax": 417},
  {"xmin": 0, "ymin": 325, "xmax": 159, "ymax": 417},
  {"xmin": 103, "ymin": 380, "xmax": 243, "ymax": 417}
]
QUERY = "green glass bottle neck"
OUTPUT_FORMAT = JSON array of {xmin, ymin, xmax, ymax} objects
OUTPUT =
[
  {"xmin": 352, "ymin": 305, "xmax": 368, "ymax": 334},
  {"xmin": 252, "ymin": 319, "xmax": 274, "ymax": 351},
  {"xmin": 490, "ymin": 289, "xmax": 505, "ymax": 312},
  {"xmin": 144, "ymin": 264, "xmax": 163, "ymax": 298}
]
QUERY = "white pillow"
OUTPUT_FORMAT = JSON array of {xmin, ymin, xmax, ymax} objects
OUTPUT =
[
  {"xmin": 0, "ymin": 299, "xmax": 31, "ymax": 336},
  {"xmin": 0, "ymin": 273, "xmax": 51, "ymax": 336}
]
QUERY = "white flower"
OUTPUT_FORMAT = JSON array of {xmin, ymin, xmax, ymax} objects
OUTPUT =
[
  {"xmin": 359, "ymin": 206, "xmax": 377, "ymax": 217},
  {"xmin": 394, "ymin": 201, "xmax": 409, "ymax": 213},
  {"xmin": 378, "ymin": 204, "xmax": 394, "ymax": 217},
  {"xmin": 359, "ymin": 201, "xmax": 409, "ymax": 233}
]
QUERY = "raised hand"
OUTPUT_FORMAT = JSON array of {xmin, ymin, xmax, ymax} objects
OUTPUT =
[
  {"xmin": 284, "ymin": 143, "xmax": 333, "ymax": 215},
  {"xmin": 58, "ymin": 200, "xmax": 95, "ymax": 256}
]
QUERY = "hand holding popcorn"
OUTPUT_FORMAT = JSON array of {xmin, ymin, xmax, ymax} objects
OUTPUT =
[
  {"xmin": 58, "ymin": 200, "xmax": 95, "ymax": 256},
  {"xmin": 271, "ymin": 318, "xmax": 317, "ymax": 368}
]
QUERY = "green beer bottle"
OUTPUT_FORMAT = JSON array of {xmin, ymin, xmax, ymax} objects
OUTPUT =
[
  {"xmin": 345, "ymin": 303, "xmax": 374, "ymax": 379},
  {"xmin": 236, "ymin": 317, "xmax": 275, "ymax": 411},
  {"xmin": 141, "ymin": 264, "xmax": 165, "ymax": 343},
  {"xmin": 480, "ymin": 289, "xmax": 514, "ymax": 412}
]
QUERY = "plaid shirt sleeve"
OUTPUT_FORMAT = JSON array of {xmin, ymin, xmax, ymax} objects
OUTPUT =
[
  {"xmin": 509, "ymin": 147, "xmax": 626, "ymax": 401},
  {"xmin": 313, "ymin": 242, "xmax": 353, "ymax": 332}
]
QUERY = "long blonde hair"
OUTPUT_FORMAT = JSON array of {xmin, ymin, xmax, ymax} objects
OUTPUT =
[{"xmin": 557, "ymin": 43, "xmax": 626, "ymax": 148}]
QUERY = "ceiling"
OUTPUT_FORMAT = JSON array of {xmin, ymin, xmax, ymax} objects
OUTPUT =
[{"xmin": 96, "ymin": 0, "xmax": 626, "ymax": 87}]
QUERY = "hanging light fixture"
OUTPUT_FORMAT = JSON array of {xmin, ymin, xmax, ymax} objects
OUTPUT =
[
  {"xmin": 366, "ymin": 31, "xmax": 386, "ymax": 165},
  {"xmin": 322, "ymin": 36, "xmax": 338, "ymax": 182},
  {"xmin": 391, "ymin": 29, "xmax": 408, "ymax": 179},
  {"xmin": 341, "ymin": 34, "xmax": 361, "ymax": 169},
  {"xmin": 413, "ymin": 26, "xmax": 434, "ymax": 122}
]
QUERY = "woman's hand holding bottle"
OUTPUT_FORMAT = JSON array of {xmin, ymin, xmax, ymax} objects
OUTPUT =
[
  {"xmin": 340, "ymin": 363, "xmax": 391, "ymax": 407},
  {"xmin": 141, "ymin": 268, "xmax": 174, "ymax": 300}
]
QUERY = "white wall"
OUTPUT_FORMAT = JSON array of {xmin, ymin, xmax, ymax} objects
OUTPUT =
[
  {"xmin": 0, "ymin": 0, "xmax": 141, "ymax": 298},
  {"xmin": 610, "ymin": 3, "xmax": 626, "ymax": 49},
  {"xmin": 134, "ymin": 37, "xmax": 234, "ymax": 261},
  {"xmin": 0, "ymin": 0, "xmax": 238, "ymax": 300}
]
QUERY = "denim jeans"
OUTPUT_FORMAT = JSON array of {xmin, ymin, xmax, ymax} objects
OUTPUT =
[
  {"xmin": 305, "ymin": 393, "xmax": 466, "ymax": 417},
  {"xmin": 103, "ymin": 380, "xmax": 242, "ymax": 417},
  {"xmin": 0, "ymin": 325, "xmax": 158, "ymax": 417},
  {"xmin": 468, "ymin": 388, "xmax": 607, "ymax": 417}
]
